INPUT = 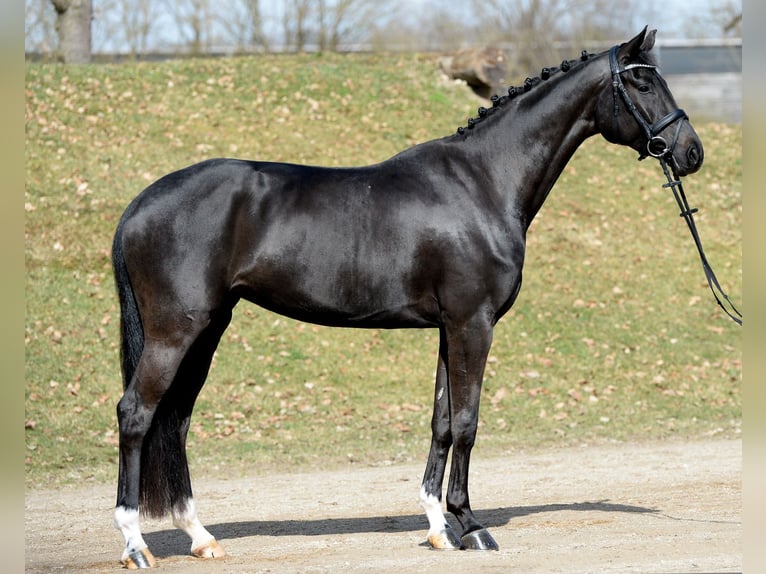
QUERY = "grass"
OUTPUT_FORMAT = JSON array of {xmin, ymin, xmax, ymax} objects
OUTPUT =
[{"xmin": 24, "ymin": 53, "xmax": 742, "ymax": 489}]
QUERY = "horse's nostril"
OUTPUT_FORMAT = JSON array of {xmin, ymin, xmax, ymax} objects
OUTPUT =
[{"xmin": 687, "ymin": 144, "xmax": 701, "ymax": 167}]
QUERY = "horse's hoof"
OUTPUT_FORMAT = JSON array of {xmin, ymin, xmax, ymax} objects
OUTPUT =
[
  {"xmin": 122, "ymin": 548, "xmax": 157, "ymax": 569},
  {"xmin": 427, "ymin": 524, "xmax": 464, "ymax": 550},
  {"xmin": 461, "ymin": 528, "xmax": 499, "ymax": 551},
  {"xmin": 192, "ymin": 539, "xmax": 227, "ymax": 559}
]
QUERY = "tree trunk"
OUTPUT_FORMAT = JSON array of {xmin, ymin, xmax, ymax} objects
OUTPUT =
[{"xmin": 51, "ymin": 0, "xmax": 92, "ymax": 63}]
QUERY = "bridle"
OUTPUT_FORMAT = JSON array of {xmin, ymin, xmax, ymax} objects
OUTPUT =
[
  {"xmin": 609, "ymin": 45, "xmax": 688, "ymax": 161},
  {"xmin": 608, "ymin": 45, "xmax": 742, "ymax": 325}
]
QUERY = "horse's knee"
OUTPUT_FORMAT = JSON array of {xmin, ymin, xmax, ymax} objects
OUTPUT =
[
  {"xmin": 430, "ymin": 418, "xmax": 451, "ymax": 447},
  {"xmin": 451, "ymin": 412, "xmax": 478, "ymax": 449}
]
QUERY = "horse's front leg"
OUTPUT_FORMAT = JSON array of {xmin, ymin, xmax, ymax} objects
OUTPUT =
[
  {"xmin": 444, "ymin": 315, "xmax": 499, "ymax": 550},
  {"xmin": 419, "ymin": 330, "xmax": 463, "ymax": 549}
]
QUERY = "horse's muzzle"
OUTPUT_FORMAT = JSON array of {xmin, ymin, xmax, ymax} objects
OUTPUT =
[{"xmin": 674, "ymin": 141, "xmax": 704, "ymax": 177}]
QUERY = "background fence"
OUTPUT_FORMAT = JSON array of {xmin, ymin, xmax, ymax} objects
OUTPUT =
[{"xmin": 656, "ymin": 39, "xmax": 741, "ymax": 123}]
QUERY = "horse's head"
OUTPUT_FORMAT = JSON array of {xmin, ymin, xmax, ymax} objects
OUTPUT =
[{"xmin": 595, "ymin": 28, "xmax": 703, "ymax": 177}]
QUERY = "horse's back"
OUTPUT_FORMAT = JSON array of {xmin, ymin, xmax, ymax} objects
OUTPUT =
[{"xmin": 115, "ymin": 158, "xmax": 444, "ymax": 327}]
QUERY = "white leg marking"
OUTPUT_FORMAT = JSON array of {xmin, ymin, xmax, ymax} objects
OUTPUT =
[
  {"xmin": 419, "ymin": 485, "xmax": 448, "ymax": 537},
  {"xmin": 114, "ymin": 506, "xmax": 149, "ymax": 563},
  {"xmin": 172, "ymin": 498, "xmax": 217, "ymax": 554}
]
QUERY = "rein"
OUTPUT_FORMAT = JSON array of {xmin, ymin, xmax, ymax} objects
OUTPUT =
[
  {"xmin": 609, "ymin": 46, "xmax": 743, "ymax": 325},
  {"xmin": 657, "ymin": 157, "xmax": 743, "ymax": 325}
]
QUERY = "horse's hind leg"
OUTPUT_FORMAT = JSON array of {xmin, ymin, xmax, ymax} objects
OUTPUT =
[
  {"xmin": 115, "ymin": 308, "xmax": 232, "ymax": 568},
  {"xmin": 168, "ymin": 314, "xmax": 232, "ymax": 559},
  {"xmin": 115, "ymin": 338, "xmax": 186, "ymax": 568}
]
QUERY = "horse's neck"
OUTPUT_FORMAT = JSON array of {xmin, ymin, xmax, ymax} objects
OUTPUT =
[{"xmin": 474, "ymin": 58, "xmax": 608, "ymax": 228}]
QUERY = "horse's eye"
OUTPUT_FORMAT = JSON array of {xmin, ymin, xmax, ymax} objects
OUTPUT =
[{"xmin": 638, "ymin": 85, "xmax": 651, "ymax": 94}]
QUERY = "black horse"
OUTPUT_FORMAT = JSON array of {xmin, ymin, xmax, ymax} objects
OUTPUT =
[{"xmin": 112, "ymin": 28, "xmax": 703, "ymax": 568}]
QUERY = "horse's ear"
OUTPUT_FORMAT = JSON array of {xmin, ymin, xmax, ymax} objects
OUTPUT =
[
  {"xmin": 620, "ymin": 26, "xmax": 655, "ymax": 61},
  {"xmin": 641, "ymin": 29, "xmax": 657, "ymax": 52}
]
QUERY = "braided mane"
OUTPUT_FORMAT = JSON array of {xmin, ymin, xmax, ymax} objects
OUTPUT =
[{"xmin": 456, "ymin": 50, "xmax": 596, "ymax": 135}]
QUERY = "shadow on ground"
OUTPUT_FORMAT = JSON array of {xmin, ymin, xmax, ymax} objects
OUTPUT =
[{"xmin": 145, "ymin": 499, "xmax": 657, "ymax": 558}]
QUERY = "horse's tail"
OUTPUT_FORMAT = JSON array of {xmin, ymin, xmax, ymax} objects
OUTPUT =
[
  {"xmin": 112, "ymin": 217, "xmax": 143, "ymax": 390},
  {"xmin": 113, "ymin": 215, "xmax": 192, "ymax": 518}
]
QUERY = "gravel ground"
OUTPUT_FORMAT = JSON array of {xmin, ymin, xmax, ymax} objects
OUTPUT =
[{"xmin": 25, "ymin": 438, "xmax": 741, "ymax": 573}]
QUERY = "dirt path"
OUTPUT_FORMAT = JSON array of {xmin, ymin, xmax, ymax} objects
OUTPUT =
[{"xmin": 25, "ymin": 439, "xmax": 741, "ymax": 573}]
